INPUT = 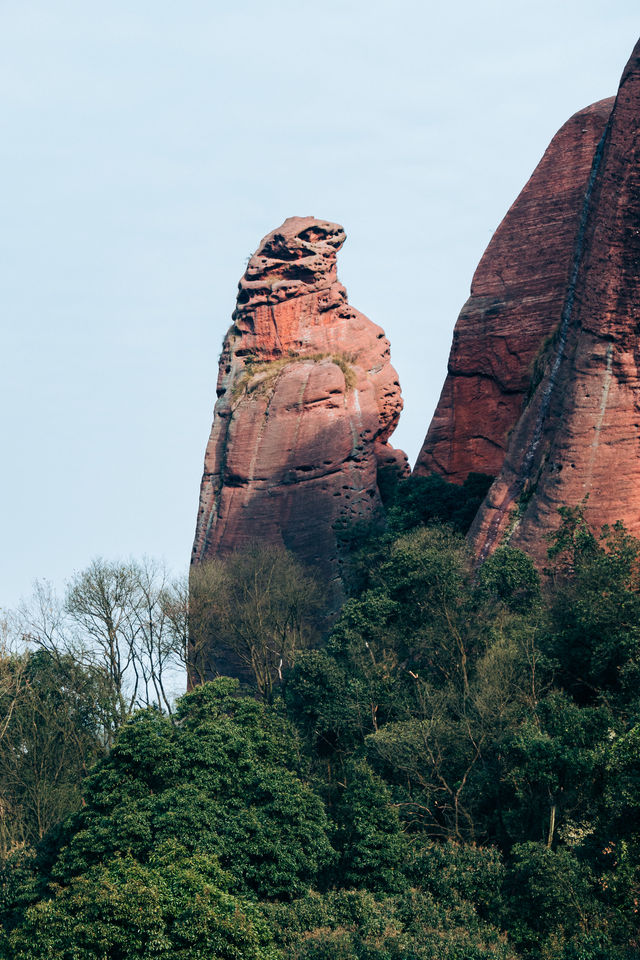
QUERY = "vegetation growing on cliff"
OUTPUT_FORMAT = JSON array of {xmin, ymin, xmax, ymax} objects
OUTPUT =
[
  {"xmin": 1, "ymin": 490, "xmax": 640, "ymax": 958},
  {"xmin": 232, "ymin": 351, "xmax": 358, "ymax": 400}
]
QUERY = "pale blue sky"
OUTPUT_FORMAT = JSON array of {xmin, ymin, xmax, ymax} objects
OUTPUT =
[{"xmin": 2, "ymin": 1, "xmax": 639, "ymax": 608}]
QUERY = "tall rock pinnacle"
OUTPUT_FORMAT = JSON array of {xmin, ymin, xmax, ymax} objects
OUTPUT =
[
  {"xmin": 192, "ymin": 216, "xmax": 408, "ymax": 591},
  {"xmin": 470, "ymin": 37, "xmax": 640, "ymax": 561}
]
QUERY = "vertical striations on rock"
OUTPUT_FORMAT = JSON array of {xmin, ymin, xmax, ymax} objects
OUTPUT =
[
  {"xmin": 414, "ymin": 97, "xmax": 614, "ymax": 484},
  {"xmin": 470, "ymin": 38, "xmax": 640, "ymax": 562},
  {"xmin": 192, "ymin": 216, "xmax": 408, "ymax": 594}
]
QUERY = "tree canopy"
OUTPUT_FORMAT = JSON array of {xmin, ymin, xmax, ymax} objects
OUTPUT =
[{"xmin": 3, "ymin": 496, "xmax": 640, "ymax": 958}]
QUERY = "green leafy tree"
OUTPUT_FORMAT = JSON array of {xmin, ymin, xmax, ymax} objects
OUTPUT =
[
  {"xmin": 50, "ymin": 679, "xmax": 334, "ymax": 901},
  {"xmin": 302, "ymin": 526, "xmax": 545, "ymax": 843},
  {"xmin": 335, "ymin": 472, "xmax": 492, "ymax": 596},
  {"xmin": 503, "ymin": 842, "xmax": 612, "ymax": 959},
  {"xmin": 284, "ymin": 650, "xmax": 367, "ymax": 760},
  {"xmin": 546, "ymin": 511, "xmax": 640, "ymax": 711},
  {"xmin": 330, "ymin": 526, "xmax": 476, "ymax": 692},
  {"xmin": 331, "ymin": 760, "xmax": 406, "ymax": 893},
  {"xmin": 495, "ymin": 692, "xmax": 610, "ymax": 847},
  {"xmin": 8, "ymin": 842, "xmax": 278, "ymax": 960},
  {"xmin": 603, "ymin": 723, "xmax": 640, "ymax": 844},
  {"xmin": 475, "ymin": 547, "xmax": 540, "ymax": 613},
  {"xmin": 386, "ymin": 471, "xmax": 493, "ymax": 536},
  {"xmin": 406, "ymin": 839, "xmax": 505, "ymax": 918},
  {"xmin": 596, "ymin": 724, "xmax": 640, "ymax": 946},
  {"xmin": 265, "ymin": 887, "xmax": 516, "ymax": 960}
]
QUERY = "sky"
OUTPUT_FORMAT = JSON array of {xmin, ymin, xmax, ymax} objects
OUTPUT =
[{"xmin": 2, "ymin": 0, "xmax": 639, "ymax": 609}]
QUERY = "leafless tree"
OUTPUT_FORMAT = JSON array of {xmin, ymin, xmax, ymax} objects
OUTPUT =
[
  {"xmin": 14, "ymin": 579, "xmax": 68, "ymax": 661},
  {"xmin": 189, "ymin": 545, "xmax": 322, "ymax": 700},
  {"xmin": 130, "ymin": 558, "xmax": 184, "ymax": 715},
  {"xmin": 64, "ymin": 559, "xmax": 142, "ymax": 734},
  {"xmin": 12, "ymin": 560, "xmax": 188, "ymax": 741}
]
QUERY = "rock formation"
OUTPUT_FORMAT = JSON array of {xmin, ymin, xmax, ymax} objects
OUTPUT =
[
  {"xmin": 415, "ymin": 97, "xmax": 614, "ymax": 484},
  {"xmin": 193, "ymin": 35, "xmax": 640, "ymax": 601},
  {"xmin": 469, "ymin": 37, "xmax": 640, "ymax": 562},
  {"xmin": 192, "ymin": 216, "xmax": 408, "ymax": 593}
]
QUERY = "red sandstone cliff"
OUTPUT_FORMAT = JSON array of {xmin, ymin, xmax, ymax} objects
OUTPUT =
[
  {"xmin": 415, "ymin": 97, "xmax": 614, "ymax": 484},
  {"xmin": 470, "ymin": 37, "xmax": 640, "ymax": 562},
  {"xmin": 192, "ymin": 216, "xmax": 407, "ymax": 590}
]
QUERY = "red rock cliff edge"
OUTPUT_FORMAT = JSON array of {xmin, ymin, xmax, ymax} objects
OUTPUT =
[
  {"xmin": 415, "ymin": 97, "xmax": 614, "ymax": 484},
  {"xmin": 192, "ymin": 217, "xmax": 408, "ymax": 591},
  {"xmin": 470, "ymin": 38, "xmax": 640, "ymax": 562}
]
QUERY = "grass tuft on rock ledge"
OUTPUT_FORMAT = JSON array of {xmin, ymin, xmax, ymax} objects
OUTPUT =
[{"xmin": 232, "ymin": 351, "xmax": 358, "ymax": 400}]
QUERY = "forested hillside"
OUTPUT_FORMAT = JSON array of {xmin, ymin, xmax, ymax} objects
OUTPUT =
[{"xmin": 1, "ymin": 477, "xmax": 640, "ymax": 958}]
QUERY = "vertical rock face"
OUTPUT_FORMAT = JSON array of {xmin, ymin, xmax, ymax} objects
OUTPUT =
[
  {"xmin": 470, "ymin": 38, "xmax": 640, "ymax": 562},
  {"xmin": 192, "ymin": 216, "xmax": 407, "ymax": 591},
  {"xmin": 415, "ymin": 97, "xmax": 614, "ymax": 484}
]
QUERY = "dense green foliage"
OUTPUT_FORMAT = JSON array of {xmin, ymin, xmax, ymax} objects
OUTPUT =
[
  {"xmin": 3, "ymin": 485, "xmax": 640, "ymax": 958},
  {"xmin": 49, "ymin": 680, "xmax": 334, "ymax": 901},
  {"xmin": 10, "ymin": 845, "xmax": 278, "ymax": 960},
  {"xmin": 387, "ymin": 470, "xmax": 494, "ymax": 535}
]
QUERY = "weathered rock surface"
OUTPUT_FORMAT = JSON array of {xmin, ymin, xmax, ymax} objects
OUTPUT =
[
  {"xmin": 192, "ymin": 216, "xmax": 408, "ymax": 591},
  {"xmin": 415, "ymin": 97, "xmax": 614, "ymax": 484},
  {"xmin": 470, "ymin": 38, "xmax": 640, "ymax": 562}
]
